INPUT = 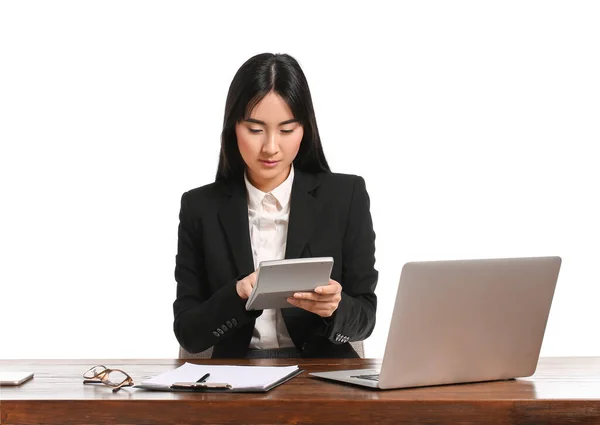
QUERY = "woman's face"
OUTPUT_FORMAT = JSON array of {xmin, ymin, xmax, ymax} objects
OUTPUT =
[{"xmin": 235, "ymin": 92, "xmax": 304, "ymax": 192}]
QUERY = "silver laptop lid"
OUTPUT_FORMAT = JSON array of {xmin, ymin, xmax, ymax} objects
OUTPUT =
[{"xmin": 378, "ymin": 256, "xmax": 561, "ymax": 389}]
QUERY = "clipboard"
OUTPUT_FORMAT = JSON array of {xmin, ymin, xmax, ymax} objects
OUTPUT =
[{"xmin": 135, "ymin": 363, "xmax": 303, "ymax": 393}]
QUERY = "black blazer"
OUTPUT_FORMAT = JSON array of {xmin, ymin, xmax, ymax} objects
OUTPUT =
[{"xmin": 173, "ymin": 169, "xmax": 378, "ymax": 358}]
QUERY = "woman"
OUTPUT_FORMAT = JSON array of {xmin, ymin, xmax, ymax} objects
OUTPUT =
[{"xmin": 173, "ymin": 53, "xmax": 377, "ymax": 358}]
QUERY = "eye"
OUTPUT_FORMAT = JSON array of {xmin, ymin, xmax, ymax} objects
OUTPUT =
[
  {"xmin": 281, "ymin": 129, "xmax": 294, "ymax": 134},
  {"xmin": 248, "ymin": 128, "xmax": 262, "ymax": 134}
]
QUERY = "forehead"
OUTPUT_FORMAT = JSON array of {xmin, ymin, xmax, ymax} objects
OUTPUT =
[{"xmin": 247, "ymin": 92, "xmax": 295, "ymax": 122}]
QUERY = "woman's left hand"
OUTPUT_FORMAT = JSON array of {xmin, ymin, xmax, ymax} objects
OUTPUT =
[{"xmin": 287, "ymin": 279, "xmax": 342, "ymax": 317}]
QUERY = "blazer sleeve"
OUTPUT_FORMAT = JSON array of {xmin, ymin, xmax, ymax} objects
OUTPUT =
[
  {"xmin": 173, "ymin": 191, "xmax": 260, "ymax": 354},
  {"xmin": 322, "ymin": 176, "xmax": 378, "ymax": 344}
]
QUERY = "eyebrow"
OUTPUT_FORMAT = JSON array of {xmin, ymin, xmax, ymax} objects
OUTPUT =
[{"xmin": 244, "ymin": 118, "xmax": 299, "ymax": 126}]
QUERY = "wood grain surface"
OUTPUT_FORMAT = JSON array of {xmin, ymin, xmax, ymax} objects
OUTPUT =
[{"xmin": 1, "ymin": 357, "xmax": 599, "ymax": 424}]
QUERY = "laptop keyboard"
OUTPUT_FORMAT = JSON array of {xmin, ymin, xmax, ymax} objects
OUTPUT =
[{"xmin": 350, "ymin": 373, "xmax": 380, "ymax": 381}]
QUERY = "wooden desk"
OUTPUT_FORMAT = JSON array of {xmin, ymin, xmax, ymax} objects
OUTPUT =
[{"xmin": 1, "ymin": 357, "xmax": 599, "ymax": 425}]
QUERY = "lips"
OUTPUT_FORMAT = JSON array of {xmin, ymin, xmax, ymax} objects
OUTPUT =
[{"xmin": 259, "ymin": 159, "xmax": 280, "ymax": 166}]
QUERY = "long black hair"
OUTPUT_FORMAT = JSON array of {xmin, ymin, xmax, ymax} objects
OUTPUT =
[{"xmin": 216, "ymin": 53, "xmax": 330, "ymax": 181}]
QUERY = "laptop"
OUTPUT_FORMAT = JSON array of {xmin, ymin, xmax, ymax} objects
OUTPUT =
[{"xmin": 310, "ymin": 256, "xmax": 561, "ymax": 389}]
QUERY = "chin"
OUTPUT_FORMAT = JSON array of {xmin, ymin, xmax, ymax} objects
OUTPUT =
[
  {"xmin": 251, "ymin": 164, "xmax": 287, "ymax": 181},
  {"xmin": 257, "ymin": 170, "xmax": 281, "ymax": 181}
]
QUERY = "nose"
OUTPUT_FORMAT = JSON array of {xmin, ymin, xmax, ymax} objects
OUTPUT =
[{"xmin": 261, "ymin": 131, "xmax": 279, "ymax": 156}]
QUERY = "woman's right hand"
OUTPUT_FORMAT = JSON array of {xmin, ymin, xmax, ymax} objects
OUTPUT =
[{"xmin": 236, "ymin": 271, "xmax": 258, "ymax": 300}]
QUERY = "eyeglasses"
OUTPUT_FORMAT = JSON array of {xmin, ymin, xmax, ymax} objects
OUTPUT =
[{"xmin": 83, "ymin": 365, "xmax": 134, "ymax": 392}]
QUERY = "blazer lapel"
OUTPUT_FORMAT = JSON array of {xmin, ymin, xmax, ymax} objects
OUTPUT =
[
  {"xmin": 283, "ymin": 170, "xmax": 322, "ymax": 348},
  {"xmin": 218, "ymin": 179, "xmax": 255, "ymax": 278},
  {"xmin": 285, "ymin": 170, "xmax": 322, "ymax": 260}
]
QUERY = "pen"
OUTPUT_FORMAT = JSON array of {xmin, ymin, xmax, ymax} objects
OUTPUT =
[{"xmin": 196, "ymin": 373, "xmax": 210, "ymax": 383}]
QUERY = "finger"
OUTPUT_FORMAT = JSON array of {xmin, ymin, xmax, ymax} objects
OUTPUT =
[
  {"xmin": 315, "ymin": 282, "xmax": 342, "ymax": 295},
  {"xmin": 245, "ymin": 279, "xmax": 256, "ymax": 293},
  {"xmin": 287, "ymin": 298, "xmax": 317, "ymax": 313},
  {"xmin": 287, "ymin": 298, "xmax": 339, "ymax": 316},
  {"xmin": 293, "ymin": 292, "xmax": 339, "ymax": 302},
  {"xmin": 236, "ymin": 281, "xmax": 251, "ymax": 299}
]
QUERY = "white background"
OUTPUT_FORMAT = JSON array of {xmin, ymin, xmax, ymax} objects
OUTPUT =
[{"xmin": 1, "ymin": 1, "xmax": 598, "ymax": 359}]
